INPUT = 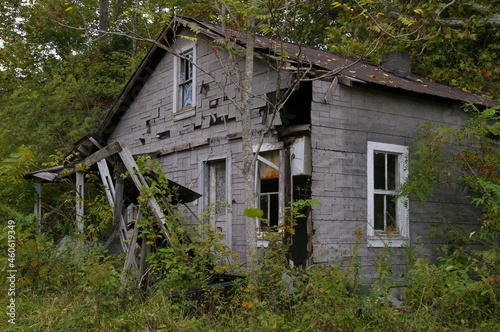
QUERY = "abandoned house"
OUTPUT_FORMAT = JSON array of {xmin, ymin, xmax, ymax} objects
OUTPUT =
[{"xmin": 27, "ymin": 16, "xmax": 499, "ymax": 283}]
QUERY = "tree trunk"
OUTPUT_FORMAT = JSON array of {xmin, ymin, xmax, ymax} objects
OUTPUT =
[
  {"xmin": 98, "ymin": 0, "xmax": 110, "ymax": 44},
  {"xmin": 241, "ymin": 14, "xmax": 257, "ymax": 268},
  {"xmin": 132, "ymin": 0, "xmax": 139, "ymax": 57}
]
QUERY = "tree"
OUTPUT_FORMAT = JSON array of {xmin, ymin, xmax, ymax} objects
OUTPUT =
[
  {"xmin": 402, "ymin": 104, "xmax": 499, "ymax": 265},
  {"xmin": 303, "ymin": 0, "xmax": 500, "ymax": 99}
]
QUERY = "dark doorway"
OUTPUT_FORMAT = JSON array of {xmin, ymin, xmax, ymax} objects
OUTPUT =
[{"xmin": 289, "ymin": 175, "xmax": 312, "ymax": 267}]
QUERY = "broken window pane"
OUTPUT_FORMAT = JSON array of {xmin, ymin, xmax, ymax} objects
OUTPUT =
[{"xmin": 260, "ymin": 178, "xmax": 279, "ymax": 231}]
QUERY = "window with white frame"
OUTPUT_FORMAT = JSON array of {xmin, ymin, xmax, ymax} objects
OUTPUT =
[
  {"xmin": 200, "ymin": 156, "xmax": 231, "ymax": 249},
  {"xmin": 173, "ymin": 46, "xmax": 196, "ymax": 114},
  {"xmin": 367, "ymin": 142, "xmax": 409, "ymax": 247},
  {"xmin": 204, "ymin": 160, "xmax": 227, "ymax": 221},
  {"xmin": 259, "ymin": 178, "xmax": 279, "ymax": 232},
  {"xmin": 256, "ymin": 149, "xmax": 282, "ymax": 235}
]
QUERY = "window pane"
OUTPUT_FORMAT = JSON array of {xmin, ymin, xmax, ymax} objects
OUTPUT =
[
  {"xmin": 260, "ymin": 178, "xmax": 279, "ymax": 231},
  {"xmin": 182, "ymin": 82, "xmax": 192, "ymax": 107},
  {"xmin": 386, "ymin": 195, "xmax": 396, "ymax": 231},
  {"xmin": 186, "ymin": 53, "xmax": 193, "ymax": 79},
  {"xmin": 269, "ymin": 193, "xmax": 279, "ymax": 229},
  {"xmin": 260, "ymin": 195, "xmax": 269, "ymax": 228},
  {"xmin": 374, "ymin": 152, "xmax": 386, "ymax": 190},
  {"xmin": 214, "ymin": 162, "xmax": 226, "ymax": 216},
  {"xmin": 180, "ymin": 51, "xmax": 193, "ymax": 81},
  {"xmin": 387, "ymin": 154, "xmax": 397, "ymax": 190},
  {"xmin": 205, "ymin": 160, "xmax": 226, "ymax": 218},
  {"xmin": 374, "ymin": 194, "xmax": 384, "ymax": 230}
]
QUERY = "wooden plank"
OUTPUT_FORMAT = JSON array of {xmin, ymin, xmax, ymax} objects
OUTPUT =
[
  {"xmin": 138, "ymin": 236, "xmax": 150, "ymax": 290},
  {"xmin": 156, "ymin": 138, "xmax": 209, "ymax": 156},
  {"xmin": 75, "ymin": 172, "xmax": 85, "ymax": 234},
  {"xmin": 77, "ymin": 141, "xmax": 124, "ymax": 170},
  {"xmin": 113, "ymin": 175, "xmax": 125, "ymax": 239},
  {"xmin": 306, "ymin": 207, "xmax": 313, "ymax": 268},
  {"xmin": 97, "ymin": 159, "xmax": 115, "ymax": 205},
  {"xmin": 118, "ymin": 147, "xmax": 173, "ymax": 246},
  {"xmin": 88, "ymin": 136, "xmax": 103, "ymax": 149},
  {"xmin": 257, "ymin": 155, "xmax": 279, "ymax": 171},
  {"xmin": 119, "ymin": 209, "xmax": 142, "ymax": 298},
  {"xmin": 323, "ymin": 76, "xmax": 338, "ymax": 104},
  {"xmin": 98, "ymin": 159, "xmax": 130, "ymax": 253},
  {"xmin": 278, "ymin": 124, "xmax": 311, "ymax": 138},
  {"xmin": 34, "ymin": 182, "xmax": 42, "ymax": 233}
]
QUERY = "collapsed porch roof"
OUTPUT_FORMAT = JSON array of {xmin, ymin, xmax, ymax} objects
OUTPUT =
[{"xmin": 24, "ymin": 141, "xmax": 201, "ymax": 205}]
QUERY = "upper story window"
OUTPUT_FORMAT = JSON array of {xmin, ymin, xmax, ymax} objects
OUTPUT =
[
  {"xmin": 173, "ymin": 46, "xmax": 196, "ymax": 116},
  {"xmin": 367, "ymin": 142, "xmax": 409, "ymax": 247}
]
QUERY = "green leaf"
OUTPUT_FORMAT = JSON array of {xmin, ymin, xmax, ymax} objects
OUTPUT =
[{"xmin": 244, "ymin": 208, "xmax": 264, "ymax": 219}]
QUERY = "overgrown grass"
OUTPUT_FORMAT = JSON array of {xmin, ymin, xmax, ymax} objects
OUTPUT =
[{"xmin": 1, "ymin": 226, "xmax": 498, "ymax": 331}]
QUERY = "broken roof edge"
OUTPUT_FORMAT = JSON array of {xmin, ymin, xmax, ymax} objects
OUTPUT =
[{"xmin": 24, "ymin": 141, "xmax": 202, "ymax": 204}]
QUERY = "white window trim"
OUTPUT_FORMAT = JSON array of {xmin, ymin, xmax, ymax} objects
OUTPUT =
[
  {"xmin": 198, "ymin": 153, "xmax": 232, "ymax": 249},
  {"xmin": 253, "ymin": 143, "xmax": 285, "ymax": 247},
  {"xmin": 367, "ymin": 141, "xmax": 409, "ymax": 247},
  {"xmin": 173, "ymin": 44, "xmax": 196, "ymax": 116}
]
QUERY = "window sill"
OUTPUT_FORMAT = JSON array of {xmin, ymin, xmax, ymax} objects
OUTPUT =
[
  {"xmin": 256, "ymin": 231, "xmax": 282, "ymax": 248},
  {"xmin": 367, "ymin": 235, "xmax": 409, "ymax": 248},
  {"xmin": 173, "ymin": 107, "xmax": 195, "ymax": 121},
  {"xmin": 257, "ymin": 239, "xmax": 270, "ymax": 248}
]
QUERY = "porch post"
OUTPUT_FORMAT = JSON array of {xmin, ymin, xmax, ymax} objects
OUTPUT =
[
  {"xmin": 34, "ymin": 182, "xmax": 42, "ymax": 233},
  {"xmin": 75, "ymin": 171, "xmax": 85, "ymax": 234}
]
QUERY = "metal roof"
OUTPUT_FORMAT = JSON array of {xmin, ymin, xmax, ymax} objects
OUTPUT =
[
  {"xmin": 96, "ymin": 15, "xmax": 498, "ymax": 143},
  {"xmin": 179, "ymin": 16, "xmax": 498, "ymax": 108}
]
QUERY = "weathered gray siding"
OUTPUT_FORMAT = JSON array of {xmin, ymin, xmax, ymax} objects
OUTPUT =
[
  {"xmin": 106, "ymin": 27, "xmax": 480, "ymax": 279},
  {"xmin": 107, "ymin": 31, "xmax": 283, "ymax": 261},
  {"xmin": 310, "ymin": 80, "xmax": 478, "ymax": 282}
]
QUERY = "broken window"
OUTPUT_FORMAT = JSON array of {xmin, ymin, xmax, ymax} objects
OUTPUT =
[
  {"xmin": 256, "ymin": 150, "xmax": 281, "ymax": 234},
  {"xmin": 204, "ymin": 160, "xmax": 227, "ymax": 230},
  {"xmin": 367, "ymin": 142, "xmax": 409, "ymax": 247},
  {"xmin": 259, "ymin": 179, "xmax": 279, "ymax": 231}
]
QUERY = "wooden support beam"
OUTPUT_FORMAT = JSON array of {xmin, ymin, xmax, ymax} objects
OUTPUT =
[
  {"xmin": 75, "ymin": 171, "xmax": 85, "ymax": 234},
  {"xmin": 98, "ymin": 159, "xmax": 131, "ymax": 253},
  {"xmin": 118, "ymin": 147, "xmax": 173, "ymax": 246},
  {"xmin": 119, "ymin": 209, "xmax": 142, "ymax": 298},
  {"xmin": 323, "ymin": 76, "xmax": 338, "ymax": 104},
  {"xmin": 34, "ymin": 182, "xmax": 42, "ymax": 233},
  {"xmin": 67, "ymin": 141, "xmax": 173, "ymax": 249},
  {"xmin": 78, "ymin": 141, "xmax": 124, "ymax": 169},
  {"xmin": 306, "ymin": 207, "xmax": 313, "ymax": 268},
  {"xmin": 60, "ymin": 141, "xmax": 124, "ymax": 178},
  {"xmin": 97, "ymin": 159, "xmax": 115, "ymax": 205},
  {"xmin": 138, "ymin": 236, "xmax": 150, "ymax": 291},
  {"xmin": 113, "ymin": 174, "xmax": 125, "ymax": 241}
]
